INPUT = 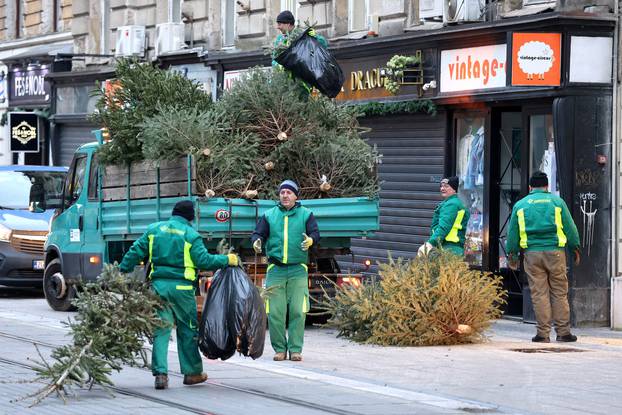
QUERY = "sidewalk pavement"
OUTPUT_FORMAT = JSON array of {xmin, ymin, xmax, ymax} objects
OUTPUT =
[{"xmin": 1, "ymin": 296, "xmax": 621, "ymax": 415}]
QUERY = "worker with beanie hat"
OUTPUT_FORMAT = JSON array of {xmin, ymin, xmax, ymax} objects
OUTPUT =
[
  {"xmin": 251, "ymin": 180, "xmax": 320, "ymax": 362},
  {"xmin": 507, "ymin": 171, "xmax": 580, "ymax": 344},
  {"xmin": 272, "ymin": 10, "xmax": 328, "ymax": 97},
  {"xmin": 419, "ymin": 176, "xmax": 470, "ymax": 257},
  {"xmin": 120, "ymin": 200, "xmax": 239, "ymax": 390}
]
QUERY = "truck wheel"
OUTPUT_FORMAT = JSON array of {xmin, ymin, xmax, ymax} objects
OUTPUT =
[{"xmin": 43, "ymin": 259, "xmax": 77, "ymax": 312}]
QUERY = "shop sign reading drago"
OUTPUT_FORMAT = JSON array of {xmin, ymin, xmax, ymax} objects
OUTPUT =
[{"xmin": 9, "ymin": 112, "xmax": 39, "ymax": 153}]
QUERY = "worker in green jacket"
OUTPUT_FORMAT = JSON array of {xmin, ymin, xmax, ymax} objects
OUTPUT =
[
  {"xmin": 506, "ymin": 171, "xmax": 580, "ymax": 344},
  {"xmin": 272, "ymin": 10, "xmax": 328, "ymax": 97},
  {"xmin": 251, "ymin": 180, "xmax": 320, "ymax": 362},
  {"xmin": 419, "ymin": 176, "xmax": 470, "ymax": 257},
  {"xmin": 119, "ymin": 200, "xmax": 239, "ymax": 390}
]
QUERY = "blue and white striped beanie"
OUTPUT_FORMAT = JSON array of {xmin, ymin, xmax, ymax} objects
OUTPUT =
[{"xmin": 279, "ymin": 180, "xmax": 299, "ymax": 196}]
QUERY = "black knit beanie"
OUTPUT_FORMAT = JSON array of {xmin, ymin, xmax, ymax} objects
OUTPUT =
[
  {"xmin": 276, "ymin": 10, "xmax": 295, "ymax": 24},
  {"xmin": 529, "ymin": 171, "xmax": 549, "ymax": 188},
  {"xmin": 172, "ymin": 200, "xmax": 195, "ymax": 222},
  {"xmin": 442, "ymin": 176, "xmax": 460, "ymax": 192}
]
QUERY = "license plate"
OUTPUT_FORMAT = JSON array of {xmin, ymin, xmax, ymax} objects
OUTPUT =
[{"xmin": 32, "ymin": 260, "xmax": 45, "ymax": 270}]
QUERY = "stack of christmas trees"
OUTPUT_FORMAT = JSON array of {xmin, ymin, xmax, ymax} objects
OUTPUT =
[{"xmin": 92, "ymin": 59, "xmax": 379, "ymax": 200}]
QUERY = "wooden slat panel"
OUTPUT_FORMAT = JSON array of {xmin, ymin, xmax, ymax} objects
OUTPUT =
[{"xmin": 102, "ymin": 181, "xmax": 198, "ymax": 201}]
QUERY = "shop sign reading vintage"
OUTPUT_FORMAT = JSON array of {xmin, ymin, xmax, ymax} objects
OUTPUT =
[
  {"xmin": 9, "ymin": 112, "xmax": 39, "ymax": 153},
  {"xmin": 440, "ymin": 44, "xmax": 507, "ymax": 93},
  {"xmin": 9, "ymin": 66, "xmax": 51, "ymax": 106},
  {"xmin": 511, "ymin": 33, "xmax": 561, "ymax": 86}
]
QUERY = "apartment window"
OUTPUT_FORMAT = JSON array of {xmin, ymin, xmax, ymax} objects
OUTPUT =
[
  {"xmin": 169, "ymin": 0, "xmax": 182, "ymax": 23},
  {"xmin": 15, "ymin": 0, "xmax": 22, "ymax": 38},
  {"xmin": 280, "ymin": 0, "xmax": 298, "ymax": 21},
  {"xmin": 222, "ymin": 0, "xmax": 235, "ymax": 47},
  {"xmin": 349, "ymin": 0, "xmax": 368, "ymax": 32}
]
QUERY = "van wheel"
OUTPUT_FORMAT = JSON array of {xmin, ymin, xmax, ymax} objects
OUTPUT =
[{"xmin": 43, "ymin": 259, "xmax": 77, "ymax": 312}]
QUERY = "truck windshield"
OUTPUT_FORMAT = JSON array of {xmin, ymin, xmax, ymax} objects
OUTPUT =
[{"xmin": 0, "ymin": 170, "xmax": 66, "ymax": 211}]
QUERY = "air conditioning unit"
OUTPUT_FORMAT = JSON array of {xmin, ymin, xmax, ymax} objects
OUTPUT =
[
  {"xmin": 444, "ymin": 0, "xmax": 484, "ymax": 24},
  {"xmin": 115, "ymin": 25, "xmax": 146, "ymax": 57},
  {"xmin": 420, "ymin": 0, "xmax": 444, "ymax": 19},
  {"xmin": 155, "ymin": 22, "xmax": 186, "ymax": 56}
]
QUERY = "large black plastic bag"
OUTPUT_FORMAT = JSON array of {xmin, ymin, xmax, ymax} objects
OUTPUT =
[
  {"xmin": 275, "ymin": 29, "xmax": 345, "ymax": 98},
  {"xmin": 198, "ymin": 266, "xmax": 266, "ymax": 360}
]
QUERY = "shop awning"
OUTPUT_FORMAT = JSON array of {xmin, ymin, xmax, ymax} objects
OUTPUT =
[{"xmin": 0, "ymin": 41, "xmax": 73, "ymax": 63}]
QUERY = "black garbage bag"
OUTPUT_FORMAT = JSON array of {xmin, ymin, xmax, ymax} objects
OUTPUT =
[
  {"xmin": 198, "ymin": 266, "xmax": 266, "ymax": 360},
  {"xmin": 275, "ymin": 29, "xmax": 345, "ymax": 98}
]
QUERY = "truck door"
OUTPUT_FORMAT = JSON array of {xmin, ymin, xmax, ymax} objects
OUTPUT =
[{"xmin": 55, "ymin": 153, "xmax": 88, "ymax": 280}]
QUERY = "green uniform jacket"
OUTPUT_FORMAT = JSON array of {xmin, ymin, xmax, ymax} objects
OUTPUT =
[
  {"xmin": 427, "ymin": 194, "xmax": 470, "ymax": 254},
  {"xmin": 506, "ymin": 189, "xmax": 580, "ymax": 255},
  {"xmin": 119, "ymin": 215, "xmax": 228, "ymax": 281},
  {"xmin": 251, "ymin": 203, "xmax": 320, "ymax": 265}
]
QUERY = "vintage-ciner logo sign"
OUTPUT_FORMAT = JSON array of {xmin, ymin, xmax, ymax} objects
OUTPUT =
[{"xmin": 12, "ymin": 120, "xmax": 37, "ymax": 144}]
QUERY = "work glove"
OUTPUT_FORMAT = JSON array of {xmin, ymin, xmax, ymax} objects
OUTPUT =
[
  {"xmin": 227, "ymin": 254, "xmax": 241, "ymax": 267},
  {"xmin": 252, "ymin": 238, "xmax": 262, "ymax": 254},
  {"xmin": 308, "ymin": 28, "xmax": 317, "ymax": 37},
  {"xmin": 417, "ymin": 242, "xmax": 434, "ymax": 257},
  {"xmin": 300, "ymin": 233, "xmax": 313, "ymax": 251},
  {"xmin": 574, "ymin": 249, "xmax": 581, "ymax": 266}
]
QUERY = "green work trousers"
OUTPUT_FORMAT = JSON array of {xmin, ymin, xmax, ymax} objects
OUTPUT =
[
  {"xmin": 265, "ymin": 263, "xmax": 309, "ymax": 354},
  {"xmin": 151, "ymin": 279, "xmax": 203, "ymax": 376}
]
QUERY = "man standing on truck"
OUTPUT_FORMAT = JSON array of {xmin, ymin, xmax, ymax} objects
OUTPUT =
[
  {"xmin": 119, "ymin": 200, "xmax": 239, "ymax": 390},
  {"xmin": 272, "ymin": 10, "xmax": 328, "ymax": 97},
  {"xmin": 506, "ymin": 171, "xmax": 580, "ymax": 343},
  {"xmin": 418, "ymin": 176, "xmax": 470, "ymax": 257},
  {"xmin": 251, "ymin": 180, "xmax": 320, "ymax": 362}
]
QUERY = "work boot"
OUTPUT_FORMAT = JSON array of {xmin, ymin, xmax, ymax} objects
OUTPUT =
[
  {"xmin": 532, "ymin": 335, "xmax": 550, "ymax": 343},
  {"xmin": 154, "ymin": 374, "xmax": 168, "ymax": 390},
  {"xmin": 556, "ymin": 333, "xmax": 578, "ymax": 342},
  {"xmin": 290, "ymin": 352, "xmax": 302, "ymax": 362},
  {"xmin": 183, "ymin": 373, "xmax": 208, "ymax": 385},
  {"xmin": 273, "ymin": 352, "xmax": 286, "ymax": 361}
]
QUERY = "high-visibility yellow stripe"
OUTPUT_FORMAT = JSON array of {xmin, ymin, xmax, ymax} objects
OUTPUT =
[
  {"xmin": 555, "ymin": 207, "xmax": 567, "ymax": 247},
  {"xmin": 176, "ymin": 285, "xmax": 194, "ymax": 290},
  {"xmin": 183, "ymin": 241, "xmax": 196, "ymax": 281},
  {"xmin": 517, "ymin": 209, "xmax": 528, "ymax": 249},
  {"xmin": 148, "ymin": 234, "xmax": 155, "ymax": 279},
  {"xmin": 302, "ymin": 295, "xmax": 309, "ymax": 313},
  {"xmin": 265, "ymin": 299, "xmax": 270, "ymax": 314},
  {"xmin": 301, "ymin": 263, "xmax": 308, "ymax": 272},
  {"xmin": 267, "ymin": 264, "xmax": 275, "ymax": 273},
  {"xmin": 445, "ymin": 210, "xmax": 465, "ymax": 243},
  {"xmin": 283, "ymin": 216, "xmax": 289, "ymax": 264}
]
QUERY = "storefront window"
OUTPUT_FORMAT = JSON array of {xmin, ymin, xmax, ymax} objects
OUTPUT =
[
  {"xmin": 455, "ymin": 116, "xmax": 485, "ymax": 266},
  {"xmin": 529, "ymin": 114, "xmax": 557, "ymax": 195}
]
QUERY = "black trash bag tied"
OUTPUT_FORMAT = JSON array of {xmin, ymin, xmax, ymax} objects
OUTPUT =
[
  {"xmin": 198, "ymin": 266, "xmax": 266, "ymax": 360},
  {"xmin": 275, "ymin": 28, "xmax": 345, "ymax": 98}
]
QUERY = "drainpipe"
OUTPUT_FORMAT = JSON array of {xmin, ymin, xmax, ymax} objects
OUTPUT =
[{"xmin": 611, "ymin": 0, "xmax": 622, "ymax": 330}]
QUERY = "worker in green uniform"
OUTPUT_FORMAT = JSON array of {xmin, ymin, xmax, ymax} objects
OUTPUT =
[
  {"xmin": 119, "ymin": 200, "xmax": 239, "ymax": 390},
  {"xmin": 419, "ymin": 176, "xmax": 470, "ymax": 257},
  {"xmin": 506, "ymin": 171, "xmax": 580, "ymax": 343},
  {"xmin": 272, "ymin": 10, "xmax": 328, "ymax": 97},
  {"xmin": 251, "ymin": 180, "xmax": 320, "ymax": 362}
]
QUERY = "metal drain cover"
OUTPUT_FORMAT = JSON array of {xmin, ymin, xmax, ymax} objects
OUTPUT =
[{"xmin": 510, "ymin": 347, "xmax": 587, "ymax": 353}]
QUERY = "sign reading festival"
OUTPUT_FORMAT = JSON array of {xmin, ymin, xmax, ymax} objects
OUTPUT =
[{"xmin": 440, "ymin": 44, "xmax": 507, "ymax": 93}]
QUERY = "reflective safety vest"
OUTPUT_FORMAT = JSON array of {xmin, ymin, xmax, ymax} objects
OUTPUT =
[
  {"xmin": 506, "ymin": 189, "xmax": 580, "ymax": 254},
  {"xmin": 428, "ymin": 194, "xmax": 470, "ymax": 254},
  {"xmin": 119, "ymin": 215, "xmax": 228, "ymax": 280}
]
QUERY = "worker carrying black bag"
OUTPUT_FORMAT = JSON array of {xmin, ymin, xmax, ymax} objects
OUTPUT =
[
  {"xmin": 274, "ymin": 28, "xmax": 345, "ymax": 98},
  {"xmin": 198, "ymin": 266, "xmax": 266, "ymax": 360}
]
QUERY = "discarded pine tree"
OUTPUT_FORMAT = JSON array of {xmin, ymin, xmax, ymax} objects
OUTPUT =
[
  {"xmin": 320, "ymin": 252, "xmax": 506, "ymax": 346},
  {"xmin": 22, "ymin": 264, "xmax": 163, "ymax": 406}
]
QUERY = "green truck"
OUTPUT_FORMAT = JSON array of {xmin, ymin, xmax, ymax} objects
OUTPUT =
[{"xmin": 43, "ymin": 136, "xmax": 380, "ymax": 311}]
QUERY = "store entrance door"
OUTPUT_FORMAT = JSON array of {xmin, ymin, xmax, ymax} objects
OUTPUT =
[{"xmin": 490, "ymin": 110, "xmax": 525, "ymax": 317}]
